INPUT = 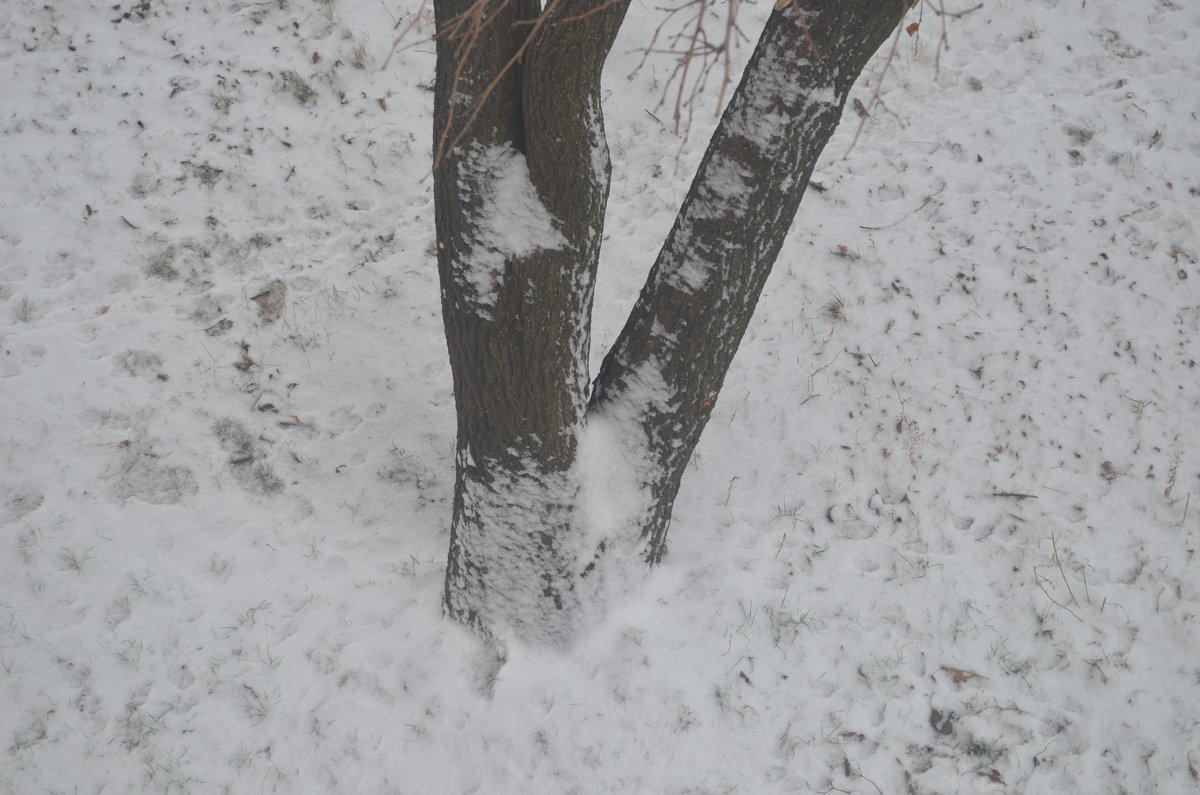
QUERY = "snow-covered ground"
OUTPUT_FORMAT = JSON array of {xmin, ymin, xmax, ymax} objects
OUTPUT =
[{"xmin": 3, "ymin": 0, "xmax": 1199, "ymax": 791}]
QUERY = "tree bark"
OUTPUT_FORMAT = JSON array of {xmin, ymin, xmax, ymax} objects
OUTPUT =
[
  {"xmin": 433, "ymin": 0, "xmax": 911, "ymax": 644},
  {"xmin": 590, "ymin": 0, "xmax": 911, "ymax": 564},
  {"xmin": 433, "ymin": 0, "xmax": 632, "ymax": 644}
]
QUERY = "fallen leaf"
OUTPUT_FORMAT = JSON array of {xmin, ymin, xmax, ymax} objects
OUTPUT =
[
  {"xmin": 929, "ymin": 707, "xmax": 954, "ymax": 735},
  {"xmin": 906, "ymin": 22, "xmax": 920, "ymax": 36},
  {"xmin": 977, "ymin": 768, "xmax": 1005, "ymax": 784},
  {"xmin": 206, "ymin": 318, "xmax": 233, "ymax": 337},
  {"xmin": 942, "ymin": 666, "xmax": 982, "ymax": 683}
]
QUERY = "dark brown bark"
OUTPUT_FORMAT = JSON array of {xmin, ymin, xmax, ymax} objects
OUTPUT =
[
  {"xmin": 434, "ymin": 0, "xmax": 633, "ymax": 643},
  {"xmin": 590, "ymin": 0, "xmax": 910, "ymax": 563},
  {"xmin": 432, "ymin": 0, "xmax": 912, "ymax": 643}
]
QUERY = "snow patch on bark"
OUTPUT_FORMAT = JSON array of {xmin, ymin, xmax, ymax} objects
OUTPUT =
[
  {"xmin": 449, "ymin": 452, "xmax": 584, "ymax": 646},
  {"xmin": 731, "ymin": 38, "xmax": 838, "ymax": 147},
  {"xmin": 661, "ymin": 154, "xmax": 752, "ymax": 293},
  {"xmin": 654, "ymin": 36, "xmax": 841, "ymax": 297},
  {"xmin": 692, "ymin": 154, "xmax": 753, "ymax": 218},
  {"xmin": 661, "ymin": 219, "xmax": 712, "ymax": 294},
  {"xmin": 576, "ymin": 357, "xmax": 673, "ymax": 565},
  {"xmin": 575, "ymin": 414, "xmax": 651, "ymax": 559},
  {"xmin": 448, "ymin": 357, "xmax": 677, "ymax": 645},
  {"xmin": 585, "ymin": 96, "xmax": 611, "ymax": 187},
  {"xmin": 456, "ymin": 145, "xmax": 567, "ymax": 314}
]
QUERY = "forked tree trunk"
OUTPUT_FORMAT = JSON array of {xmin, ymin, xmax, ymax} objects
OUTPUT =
[{"xmin": 433, "ymin": 0, "xmax": 911, "ymax": 645}]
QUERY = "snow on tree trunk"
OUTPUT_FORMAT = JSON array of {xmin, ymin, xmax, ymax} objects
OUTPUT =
[
  {"xmin": 433, "ymin": 0, "xmax": 911, "ymax": 645},
  {"xmin": 434, "ymin": 0, "xmax": 630, "ymax": 645},
  {"xmin": 592, "ymin": 0, "xmax": 912, "ymax": 564}
]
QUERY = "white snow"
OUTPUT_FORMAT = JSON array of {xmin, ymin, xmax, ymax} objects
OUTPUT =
[
  {"xmin": 451, "ymin": 453, "xmax": 585, "ymax": 646},
  {"xmin": 575, "ymin": 356, "xmax": 674, "ymax": 561},
  {"xmin": 456, "ymin": 143, "xmax": 567, "ymax": 311},
  {"xmin": 3, "ymin": 0, "xmax": 1200, "ymax": 792}
]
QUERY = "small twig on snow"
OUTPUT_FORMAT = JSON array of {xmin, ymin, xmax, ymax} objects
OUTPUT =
[
  {"xmin": 1034, "ymin": 569, "xmax": 1085, "ymax": 623},
  {"xmin": 1051, "ymin": 534, "xmax": 1080, "ymax": 608}
]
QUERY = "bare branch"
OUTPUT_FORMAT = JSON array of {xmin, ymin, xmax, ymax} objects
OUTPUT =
[
  {"xmin": 926, "ymin": 0, "xmax": 984, "ymax": 74},
  {"xmin": 842, "ymin": 0, "xmax": 984, "ymax": 157},
  {"xmin": 841, "ymin": 0, "xmax": 910, "ymax": 157},
  {"xmin": 382, "ymin": 0, "xmax": 431, "ymax": 70},
  {"xmin": 629, "ymin": 0, "xmax": 750, "ymax": 136},
  {"xmin": 433, "ymin": 0, "xmax": 553, "ymax": 166}
]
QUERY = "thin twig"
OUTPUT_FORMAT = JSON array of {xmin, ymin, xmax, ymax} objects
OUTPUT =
[
  {"xmin": 434, "ymin": 0, "xmax": 557, "ymax": 167},
  {"xmin": 561, "ymin": 0, "xmax": 628, "ymax": 24},
  {"xmin": 842, "ymin": 0, "xmax": 911, "ymax": 158},
  {"xmin": 382, "ymin": 0, "xmax": 431, "ymax": 69},
  {"xmin": 859, "ymin": 183, "xmax": 945, "ymax": 229},
  {"xmin": 1051, "ymin": 534, "xmax": 1080, "ymax": 608},
  {"xmin": 1034, "ymin": 568, "xmax": 1085, "ymax": 623},
  {"xmin": 926, "ymin": 0, "xmax": 984, "ymax": 75},
  {"xmin": 631, "ymin": 0, "xmax": 748, "ymax": 136}
]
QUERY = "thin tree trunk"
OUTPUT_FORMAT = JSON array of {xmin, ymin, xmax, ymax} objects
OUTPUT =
[{"xmin": 590, "ymin": 0, "xmax": 910, "ymax": 564}]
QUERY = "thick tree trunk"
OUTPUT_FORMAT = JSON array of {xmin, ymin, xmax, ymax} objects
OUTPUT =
[
  {"xmin": 433, "ymin": 0, "xmax": 911, "ymax": 644},
  {"xmin": 433, "ymin": 0, "xmax": 631, "ymax": 644}
]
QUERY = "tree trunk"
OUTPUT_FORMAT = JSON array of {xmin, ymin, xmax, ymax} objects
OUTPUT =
[
  {"xmin": 433, "ymin": 0, "xmax": 911, "ymax": 645},
  {"xmin": 433, "ymin": 0, "xmax": 631, "ymax": 645},
  {"xmin": 591, "ymin": 0, "xmax": 911, "ymax": 563}
]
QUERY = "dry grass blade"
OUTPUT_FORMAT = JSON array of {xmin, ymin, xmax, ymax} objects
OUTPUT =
[{"xmin": 1051, "ymin": 534, "xmax": 1080, "ymax": 608}]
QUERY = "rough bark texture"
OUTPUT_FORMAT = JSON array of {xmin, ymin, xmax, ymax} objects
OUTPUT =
[
  {"xmin": 434, "ymin": 0, "xmax": 632, "ymax": 644},
  {"xmin": 433, "ymin": 0, "xmax": 911, "ymax": 644},
  {"xmin": 591, "ymin": 0, "xmax": 911, "ymax": 563}
]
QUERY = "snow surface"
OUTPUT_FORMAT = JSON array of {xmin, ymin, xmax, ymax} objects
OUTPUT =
[{"xmin": 2, "ymin": 0, "xmax": 1200, "ymax": 792}]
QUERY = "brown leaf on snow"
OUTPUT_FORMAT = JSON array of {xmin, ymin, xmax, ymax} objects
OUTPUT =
[
  {"xmin": 941, "ymin": 666, "xmax": 983, "ymax": 683},
  {"xmin": 977, "ymin": 768, "xmax": 1005, "ymax": 784},
  {"xmin": 206, "ymin": 318, "xmax": 233, "ymax": 337}
]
